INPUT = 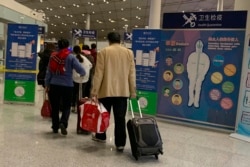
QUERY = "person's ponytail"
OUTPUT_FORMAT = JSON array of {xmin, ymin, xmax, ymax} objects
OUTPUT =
[{"xmin": 76, "ymin": 54, "xmax": 83, "ymax": 63}]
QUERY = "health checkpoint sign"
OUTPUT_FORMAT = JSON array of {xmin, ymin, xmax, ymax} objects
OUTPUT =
[{"xmin": 158, "ymin": 11, "xmax": 247, "ymax": 129}]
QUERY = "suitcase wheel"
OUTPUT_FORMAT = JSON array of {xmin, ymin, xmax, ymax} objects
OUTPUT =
[{"xmin": 154, "ymin": 154, "xmax": 159, "ymax": 160}]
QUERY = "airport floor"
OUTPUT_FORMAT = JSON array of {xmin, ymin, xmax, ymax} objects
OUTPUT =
[{"xmin": 0, "ymin": 82, "xmax": 250, "ymax": 167}]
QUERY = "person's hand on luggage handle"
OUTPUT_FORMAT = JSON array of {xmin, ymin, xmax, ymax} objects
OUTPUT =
[
  {"xmin": 91, "ymin": 94, "xmax": 98, "ymax": 103},
  {"xmin": 130, "ymin": 93, "xmax": 137, "ymax": 99}
]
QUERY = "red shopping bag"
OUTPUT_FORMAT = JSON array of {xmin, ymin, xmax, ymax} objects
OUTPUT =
[
  {"xmin": 41, "ymin": 92, "xmax": 51, "ymax": 118},
  {"xmin": 79, "ymin": 101, "xmax": 110, "ymax": 133}
]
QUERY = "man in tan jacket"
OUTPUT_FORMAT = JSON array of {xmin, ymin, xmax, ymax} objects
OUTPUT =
[{"xmin": 91, "ymin": 32, "xmax": 136, "ymax": 152}]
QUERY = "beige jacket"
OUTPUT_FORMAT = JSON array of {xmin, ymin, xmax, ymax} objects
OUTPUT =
[{"xmin": 91, "ymin": 44, "xmax": 136, "ymax": 98}]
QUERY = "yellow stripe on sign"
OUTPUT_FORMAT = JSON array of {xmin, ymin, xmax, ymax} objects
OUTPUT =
[{"xmin": 3, "ymin": 69, "xmax": 38, "ymax": 74}]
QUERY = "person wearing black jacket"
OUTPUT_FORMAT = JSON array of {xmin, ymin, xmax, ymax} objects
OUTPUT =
[{"xmin": 37, "ymin": 43, "xmax": 56, "ymax": 87}]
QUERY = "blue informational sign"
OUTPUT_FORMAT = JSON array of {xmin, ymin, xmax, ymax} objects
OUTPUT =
[
  {"xmin": 236, "ymin": 41, "xmax": 250, "ymax": 136},
  {"xmin": 124, "ymin": 32, "xmax": 133, "ymax": 41},
  {"xmin": 163, "ymin": 11, "xmax": 247, "ymax": 29},
  {"xmin": 132, "ymin": 29, "xmax": 161, "ymax": 92},
  {"xmin": 6, "ymin": 24, "xmax": 38, "ymax": 70},
  {"xmin": 38, "ymin": 26, "xmax": 45, "ymax": 34},
  {"xmin": 4, "ymin": 23, "xmax": 38, "ymax": 104},
  {"xmin": 157, "ymin": 11, "xmax": 247, "ymax": 129},
  {"xmin": 72, "ymin": 28, "xmax": 97, "ymax": 38},
  {"xmin": 5, "ymin": 72, "xmax": 36, "ymax": 81}
]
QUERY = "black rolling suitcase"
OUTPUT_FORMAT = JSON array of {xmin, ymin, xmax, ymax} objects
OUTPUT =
[
  {"xmin": 127, "ymin": 99, "xmax": 163, "ymax": 160},
  {"xmin": 76, "ymin": 83, "xmax": 90, "ymax": 135}
]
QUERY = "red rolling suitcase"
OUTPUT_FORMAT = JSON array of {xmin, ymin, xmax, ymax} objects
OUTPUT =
[
  {"xmin": 76, "ymin": 83, "xmax": 90, "ymax": 134},
  {"xmin": 127, "ymin": 99, "xmax": 163, "ymax": 160}
]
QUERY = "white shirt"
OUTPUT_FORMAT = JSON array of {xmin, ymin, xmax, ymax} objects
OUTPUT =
[{"xmin": 73, "ymin": 54, "xmax": 93, "ymax": 83}]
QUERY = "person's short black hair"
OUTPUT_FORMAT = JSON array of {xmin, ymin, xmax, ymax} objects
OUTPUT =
[
  {"xmin": 82, "ymin": 44, "xmax": 90, "ymax": 50},
  {"xmin": 58, "ymin": 38, "xmax": 69, "ymax": 49},
  {"xmin": 91, "ymin": 43, "xmax": 96, "ymax": 49},
  {"xmin": 107, "ymin": 32, "xmax": 120, "ymax": 43}
]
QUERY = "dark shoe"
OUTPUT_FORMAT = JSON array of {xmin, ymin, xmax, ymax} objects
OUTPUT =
[
  {"xmin": 59, "ymin": 123, "xmax": 67, "ymax": 135},
  {"xmin": 92, "ymin": 134, "xmax": 106, "ymax": 143},
  {"xmin": 77, "ymin": 129, "xmax": 91, "ymax": 135},
  {"xmin": 52, "ymin": 129, "xmax": 58, "ymax": 133},
  {"xmin": 116, "ymin": 146, "xmax": 124, "ymax": 152},
  {"xmin": 71, "ymin": 106, "xmax": 76, "ymax": 113}
]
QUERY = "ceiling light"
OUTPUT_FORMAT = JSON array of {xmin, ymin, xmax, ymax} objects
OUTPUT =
[
  {"xmin": 122, "ymin": 18, "xmax": 128, "ymax": 21},
  {"xmin": 82, "ymin": 14, "xmax": 85, "ymax": 16},
  {"xmin": 136, "ymin": 16, "xmax": 141, "ymax": 20},
  {"xmin": 109, "ymin": 11, "xmax": 111, "ymax": 14},
  {"xmin": 97, "ymin": 20, "xmax": 103, "ymax": 24},
  {"xmin": 46, "ymin": 7, "xmax": 53, "ymax": 11}
]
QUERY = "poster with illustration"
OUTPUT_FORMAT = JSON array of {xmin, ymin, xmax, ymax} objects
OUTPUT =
[{"xmin": 157, "ymin": 11, "xmax": 247, "ymax": 129}]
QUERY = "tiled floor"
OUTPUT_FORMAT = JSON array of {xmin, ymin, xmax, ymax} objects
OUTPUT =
[{"xmin": 0, "ymin": 81, "xmax": 250, "ymax": 167}]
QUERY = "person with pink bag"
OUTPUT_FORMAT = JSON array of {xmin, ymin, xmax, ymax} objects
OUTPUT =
[{"xmin": 91, "ymin": 32, "xmax": 136, "ymax": 152}]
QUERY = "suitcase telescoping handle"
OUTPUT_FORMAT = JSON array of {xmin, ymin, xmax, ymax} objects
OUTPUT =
[{"xmin": 129, "ymin": 98, "xmax": 143, "ymax": 118}]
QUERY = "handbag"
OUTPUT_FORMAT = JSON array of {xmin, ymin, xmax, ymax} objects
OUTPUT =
[
  {"xmin": 41, "ymin": 91, "xmax": 52, "ymax": 118},
  {"xmin": 79, "ymin": 100, "xmax": 110, "ymax": 133}
]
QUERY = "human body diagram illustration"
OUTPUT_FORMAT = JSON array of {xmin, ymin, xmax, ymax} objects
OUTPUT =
[{"xmin": 187, "ymin": 40, "xmax": 210, "ymax": 108}]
